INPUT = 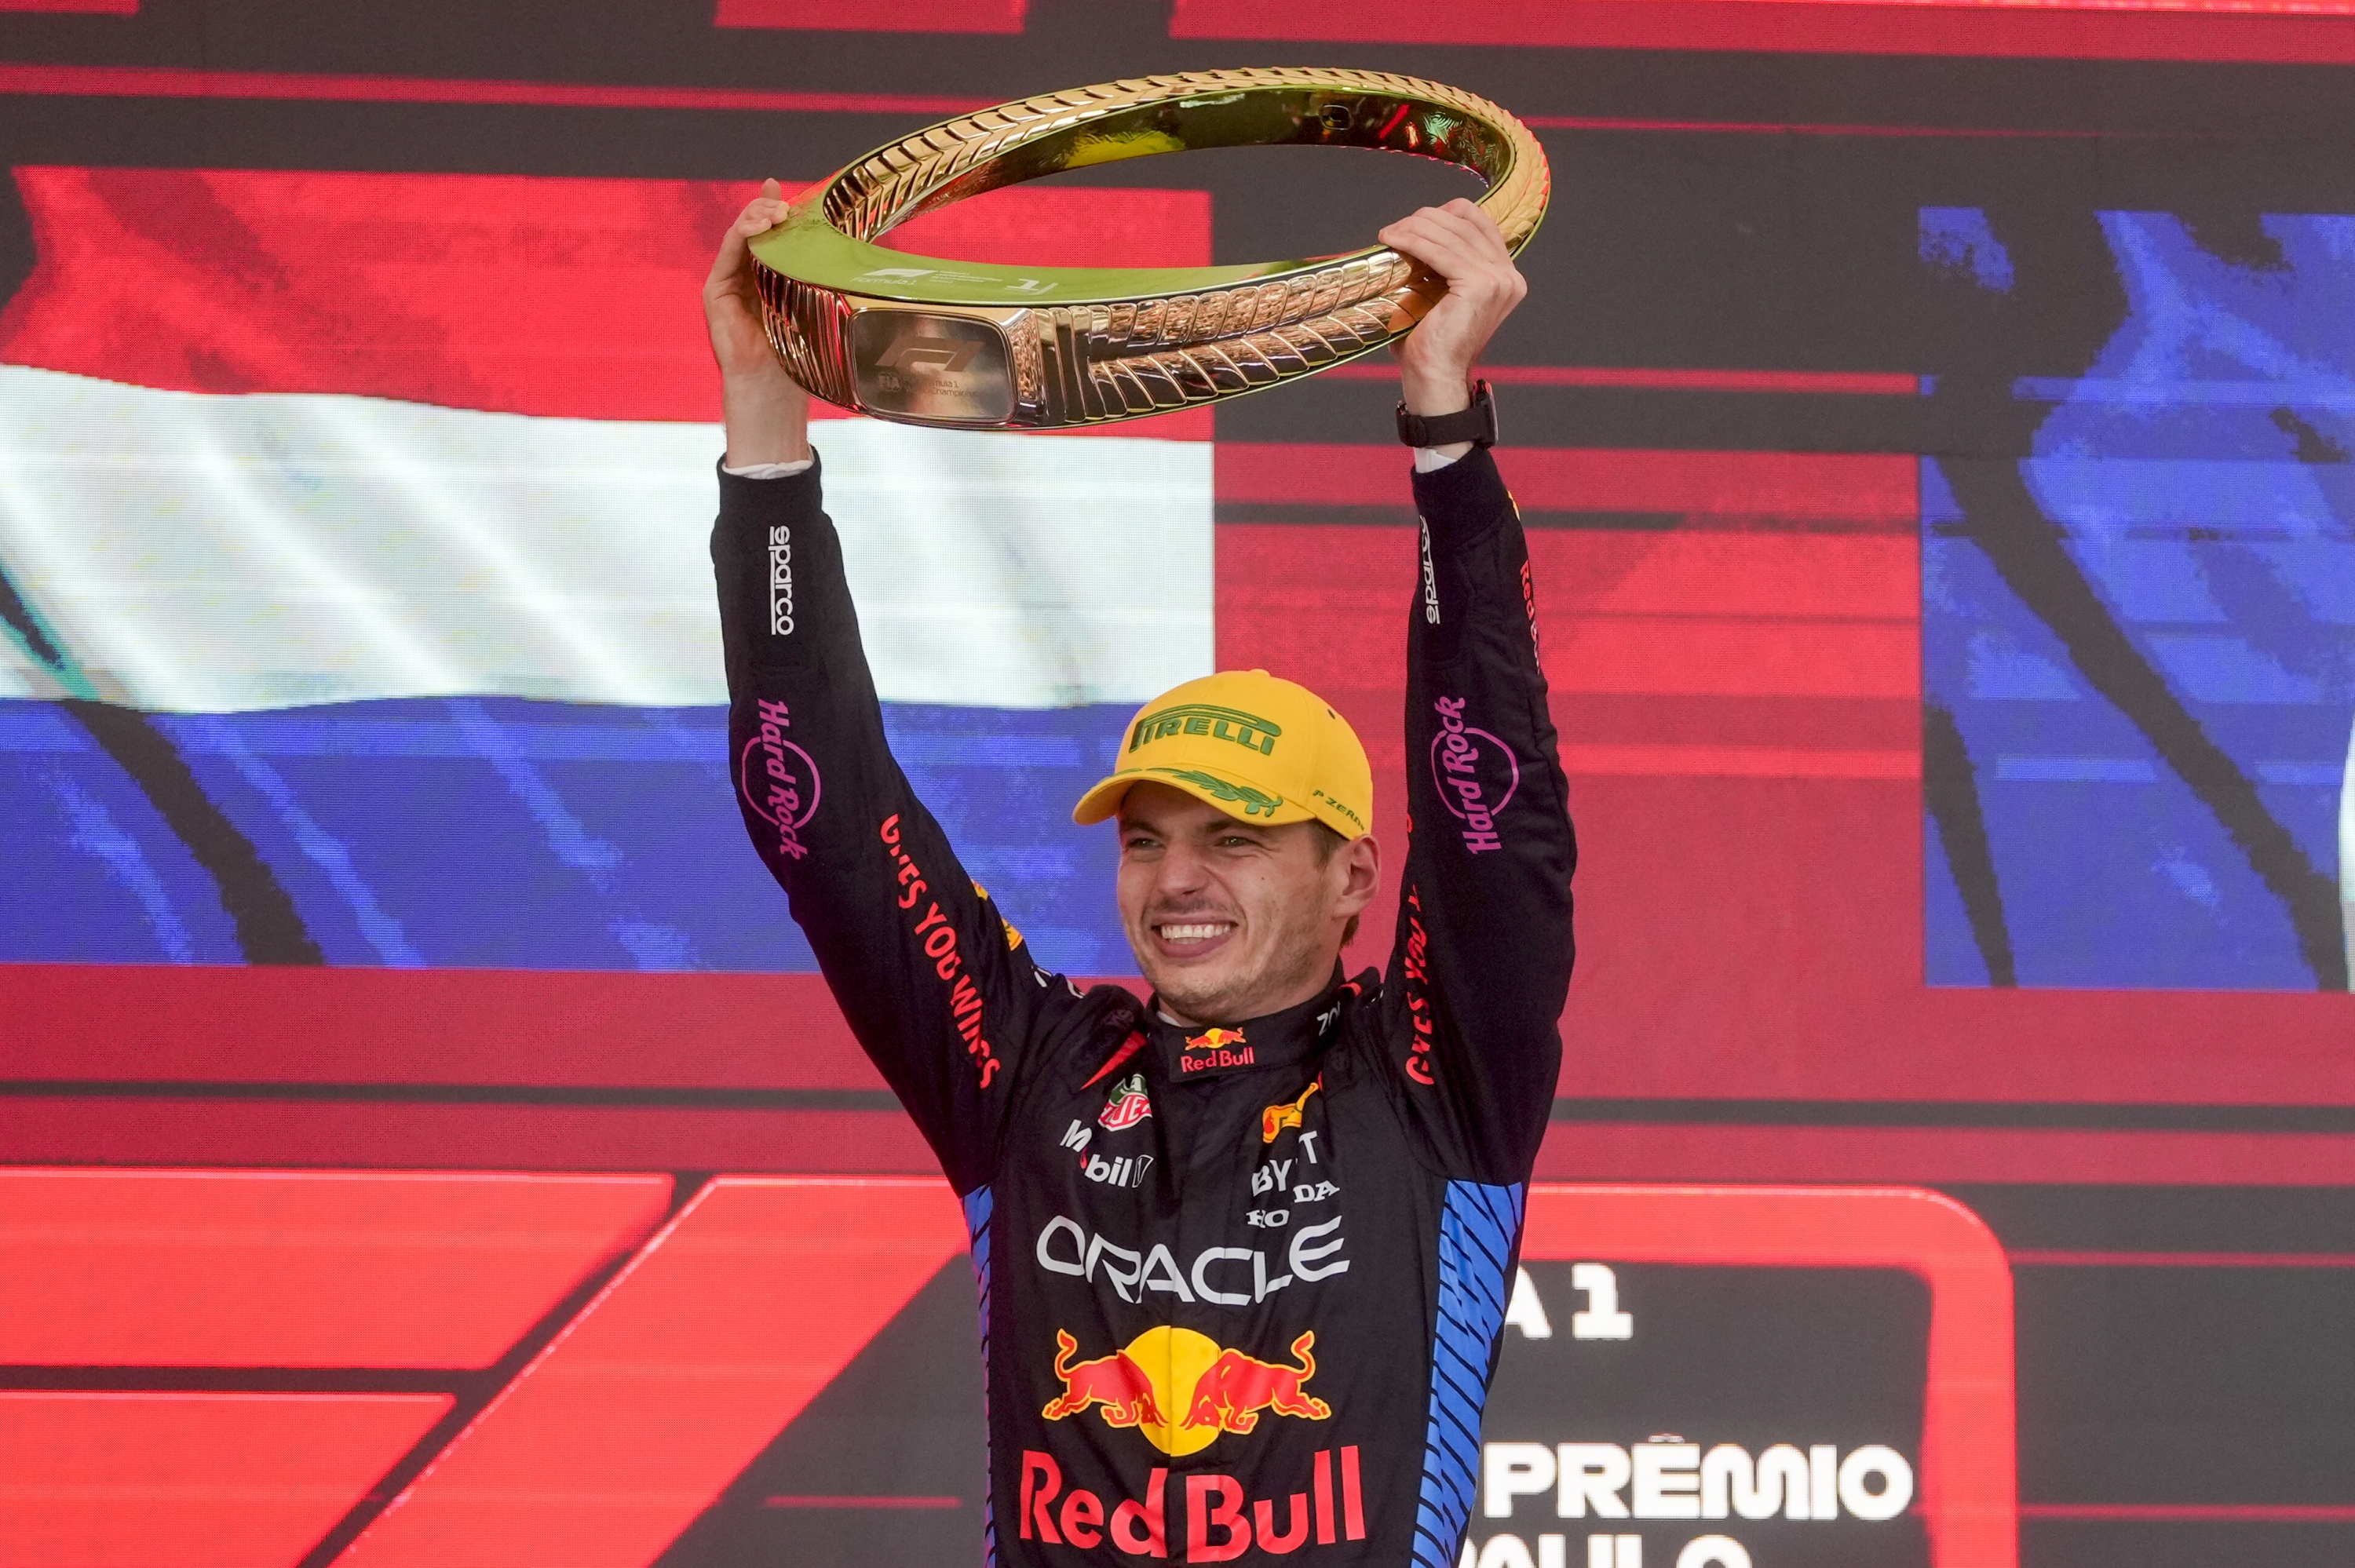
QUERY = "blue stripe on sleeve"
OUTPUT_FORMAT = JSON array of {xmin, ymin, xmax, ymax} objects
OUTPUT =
[
  {"xmin": 1412, "ymin": 1180, "xmax": 1525, "ymax": 1568},
  {"xmin": 964, "ymin": 1185, "xmax": 998, "ymax": 1568}
]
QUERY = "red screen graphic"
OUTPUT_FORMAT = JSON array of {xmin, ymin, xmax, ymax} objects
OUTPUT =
[
  {"xmin": 1171, "ymin": 0, "xmax": 2355, "ymax": 62},
  {"xmin": 6, "ymin": 7, "xmax": 2355, "ymax": 1567},
  {"xmin": 0, "ymin": 1176, "xmax": 2010, "ymax": 1568}
]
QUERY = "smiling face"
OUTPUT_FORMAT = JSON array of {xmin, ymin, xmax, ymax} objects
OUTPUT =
[{"xmin": 1115, "ymin": 781, "xmax": 1380, "ymax": 1028}]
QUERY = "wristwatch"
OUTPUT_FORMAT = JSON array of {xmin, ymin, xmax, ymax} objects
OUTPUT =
[{"xmin": 1396, "ymin": 379, "xmax": 1499, "ymax": 449}]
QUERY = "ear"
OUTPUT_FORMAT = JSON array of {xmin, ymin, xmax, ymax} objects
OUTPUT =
[{"xmin": 1331, "ymin": 833, "xmax": 1382, "ymax": 920}]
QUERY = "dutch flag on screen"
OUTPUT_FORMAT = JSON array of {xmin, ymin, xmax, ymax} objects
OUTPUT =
[{"xmin": 0, "ymin": 167, "xmax": 1210, "ymax": 972}]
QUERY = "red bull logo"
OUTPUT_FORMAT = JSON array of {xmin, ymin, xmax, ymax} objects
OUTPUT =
[
  {"xmin": 1041, "ymin": 1329, "xmax": 1164, "ymax": 1429},
  {"xmin": 1040, "ymin": 1326, "xmax": 1329, "ymax": 1457},
  {"xmin": 1183, "ymin": 1331, "xmax": 1331, "ymax": 1433},
  {"xmin": 1181, "ymin": 1027, "xmax": 1253, "ymax": 1074},
  {"xmin": 1018, "ymin": 1445, "xmax": 1367, "ymax": 1559}
]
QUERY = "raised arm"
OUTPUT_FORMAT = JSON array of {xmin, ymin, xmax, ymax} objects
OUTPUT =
[
  {"xmin": 1378, "ymin": 200, "xmax": 1576, "ymax": 1181},
  {"xmin": 705, "ymin": 180, "xmax": 814, "ymax": 471},
  {"xmin": 705, "ymin": 185, "xmax": 1071, "ymax": 1192}
]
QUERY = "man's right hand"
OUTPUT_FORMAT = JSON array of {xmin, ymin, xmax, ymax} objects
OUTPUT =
[{"xmin": 704, "ymin": 178, "xmax": 812, "ymax": 469}]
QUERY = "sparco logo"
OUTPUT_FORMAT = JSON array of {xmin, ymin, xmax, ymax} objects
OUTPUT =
[
  {"xmin": 1419, "ymin": 518, "xmax": 1440, "ymax": 625},
  {"xmin": 1429, "ymin": 695, "xmax": 1518, "ymax": 855},
  {"xmin": 738, "ymin": 698, "xmax": 819, "ymax": 862},
  {"xmin": 767, "ymin": 524, "xmax": 794, "ymax": 636}
]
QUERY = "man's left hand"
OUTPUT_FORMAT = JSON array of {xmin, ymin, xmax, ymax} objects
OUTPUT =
[{"xmin": 1378, "ymin": 198, "xmax": 1529, "ymax": 417}]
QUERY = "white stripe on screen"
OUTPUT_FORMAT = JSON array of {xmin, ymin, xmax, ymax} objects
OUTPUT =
[{"xmin": 0, "ymin": 364, "xmax": 1210, "ymax": 713}]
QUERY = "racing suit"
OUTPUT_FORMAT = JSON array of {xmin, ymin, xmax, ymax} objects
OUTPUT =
[{"xmin": 714, "ymin": 443, "xmax": 1575, "ymax": 1567}]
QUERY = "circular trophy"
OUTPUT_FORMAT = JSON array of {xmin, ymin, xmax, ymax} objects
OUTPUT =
[{"xmin": 748, "ymin": 67, "xmax": 1550, "ymax": 430}]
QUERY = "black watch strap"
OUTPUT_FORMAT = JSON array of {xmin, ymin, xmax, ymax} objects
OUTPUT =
[{"xmin": 1395, "ymin": 379, "xmax": 1499, "ymax": 449}]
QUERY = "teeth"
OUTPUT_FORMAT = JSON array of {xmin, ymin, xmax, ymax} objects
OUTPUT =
[{"xmin": 1159, "ymin": 922, "xmax": 1232, "ymax": 943}]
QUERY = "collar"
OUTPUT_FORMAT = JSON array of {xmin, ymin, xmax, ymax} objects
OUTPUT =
[{"xmin": 1147, "ymin": 967, "xmax": 1355, "ymax": 1082}]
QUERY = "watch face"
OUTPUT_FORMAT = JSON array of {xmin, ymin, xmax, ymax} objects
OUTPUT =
[{"xmin": 851, "ymin": 312, "xmax": 1015, "ymax": 426}]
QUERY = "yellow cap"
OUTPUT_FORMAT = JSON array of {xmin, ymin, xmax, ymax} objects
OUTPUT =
[{"xmin": 1072, "ymin": 669, "xmax": 1372, "ymax": 840}]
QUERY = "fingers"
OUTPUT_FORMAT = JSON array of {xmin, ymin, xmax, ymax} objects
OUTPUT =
[
  {"xmin": 1400, "ymin": 199, "xmax": 1501, "ymax": 253},
  {"xmin": 1378, "ymin": 213, "xmax": 1462, "ymax": 275},
  {"xmin": 706, "ymin": 181, "xmax": 790, "ymax": 295},
  {"xmin": 1443, "ymin": 197, "xmax": 1507, "ymax": 253},
  {"xmin": 735, "ymin": 197, "xmax": 790, "ymax": 238},
  {"xmin": 1437, "ymin": 202, "xmax": 1519, "ymax": 279},
  {"xmin": 1380, "ymin": 210, "xmax": 1524, "ymax": 322},
  {"xmin": 1386, "ymin": 200, "xmax": 1506, "ymax": 253},
  {"xmin": 732, "ymin": 178, "xmax": 792, "ymax": 241},
  {"xmin": 1389, "ymin": 201, "xmax": 1506, "ymax": 257},
  {"xmin": 1423, "ymin": 198, "xmax": 1507, "ymax": 261},
  {"xmin": 1381, "ymin": 197, "xmax": 1528, "ymax": 393},
  {"xmin": 1382, "ymin": 224, "xmax": 1482, "ymax": 290},
  {"xmin": 1378, "ymin": 203, "xmax": 1510, "ymax": 284}
]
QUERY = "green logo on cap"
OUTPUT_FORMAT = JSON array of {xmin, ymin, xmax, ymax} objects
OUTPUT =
[
  {"xmin": 1149, "ymin": 768, "xmax": 1284, "ymax": 819},
  {"xmin": 1312, "ymin": 789, "xmax": 1367, "ymax": 833},
  {"xmin": 1129, "ymin": 704, "xmax": 1281, "ymax": 757}
]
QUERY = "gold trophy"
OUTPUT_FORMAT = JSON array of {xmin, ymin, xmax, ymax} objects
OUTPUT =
[{"xmin": 748, "ymin": 67, "xmax": 1550, "ymax": 430}]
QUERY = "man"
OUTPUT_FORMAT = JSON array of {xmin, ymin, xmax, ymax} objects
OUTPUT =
[{"xmin": 706, "ymin": 178, "xmax": 1573, "ymax": 1566}]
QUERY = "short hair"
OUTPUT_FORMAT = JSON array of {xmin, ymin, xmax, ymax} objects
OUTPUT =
[{"xmin": 1309, "ymin": 821, "xmax": 1362, "ymax": 948}]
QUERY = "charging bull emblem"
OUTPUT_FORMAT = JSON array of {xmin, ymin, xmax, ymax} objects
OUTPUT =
[
  {"xmin": 1183, "ymin": 1330, "xmax": 1331, "ymax": 1433},
  {"xmin": 1041, "ymin": 1329, "xmax": 1163, "ymax": 1428},
  {"xmin": 1040, "ymin": 1326, "xmax": 1332, "ymax": 1455}
]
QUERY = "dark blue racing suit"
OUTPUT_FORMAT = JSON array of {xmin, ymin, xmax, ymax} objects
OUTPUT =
[{"xmin": 714, "ymin": 443, "xmax": 1575, "ymax": 1567}]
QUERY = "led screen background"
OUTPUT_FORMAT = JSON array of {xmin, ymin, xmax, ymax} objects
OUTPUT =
[{"xmin": 3, "ymin": 3, "xmax": 2355, "ymax": 1567}]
